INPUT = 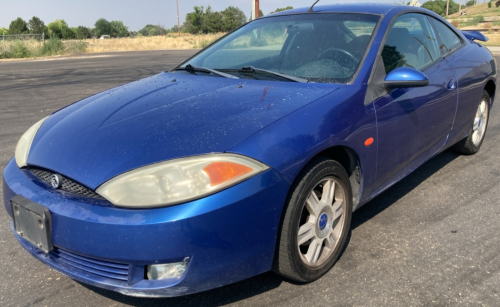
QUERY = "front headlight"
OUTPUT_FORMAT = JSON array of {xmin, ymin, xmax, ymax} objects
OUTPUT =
[
  {"xmin": 96, "ymin": 154, "xmax": 269, "ymax": 208},
  {"xmin": 15, "ymin": 116, "xmax": 49, "ymax": 168}
]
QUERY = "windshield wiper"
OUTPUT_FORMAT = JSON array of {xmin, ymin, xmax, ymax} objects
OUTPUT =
[
  {"xmin": 239, "ymin": 66, "xmax": 308, "ymax": 83},
  {"xmin": 176, "ymin": 64, "xmax": 239, "ymax": 79}
]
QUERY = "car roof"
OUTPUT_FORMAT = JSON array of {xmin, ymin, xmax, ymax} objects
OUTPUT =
[{"xmin": 264, "ymin": 3, "xmax": 402, "ymax": 17}]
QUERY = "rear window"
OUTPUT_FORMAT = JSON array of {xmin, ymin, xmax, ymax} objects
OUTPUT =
[{"xmin": 428, "ymin": 17, "xmax": 463, "ymax": 55}]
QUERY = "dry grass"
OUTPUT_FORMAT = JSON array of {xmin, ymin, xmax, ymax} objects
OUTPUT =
[
  {"xmin": 1, "ymin": 38, "xmax": 86, "ymax": 59},
  {"xmin": 480, "ymin": 33, "xmax": 500, "ymax": 46},
  {"xmin": 449, "ymin": 3, "xmax": 500, "ymax": 18},
  {"xmin": 84, "ymin": 33, "xmax": 225, "ymax": 53}
]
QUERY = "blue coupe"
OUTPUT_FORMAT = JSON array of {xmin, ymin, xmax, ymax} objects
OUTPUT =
[{"xmin": 3, "ymin": 3, "xmax": 497, "ymax": 297}]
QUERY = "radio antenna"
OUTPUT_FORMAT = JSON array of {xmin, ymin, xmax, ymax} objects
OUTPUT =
[{"xmin": 308, "ymin": 0, "xmax": 320, "ymax": 12}]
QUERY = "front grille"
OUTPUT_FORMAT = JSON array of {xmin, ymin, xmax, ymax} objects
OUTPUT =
[
  {"xmin": 29, "ymin": 167, "xmax": 104, "ymax": 199},
  {"xmin": 52, "ymin": 248, "xmax": 130, "ymax": 281}
]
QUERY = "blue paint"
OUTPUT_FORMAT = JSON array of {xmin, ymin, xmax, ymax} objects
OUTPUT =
[
  {"xmin": 319, "ymin": 214, "xmax": 328, "ymax": 230},
  {"xmin": 384, "ymin": 67, "xmax": 429, "ymax": 82},
  {"xmin": 2, "ymin": 4, "xmax": 497, "ymax": 297},
  {"xmin": 461, "ymin": 30, "xmax": 488, "ymax": 42},
  {"xmin": 28, "ymin": 73, "xmax": 339, "ymax": 190}
]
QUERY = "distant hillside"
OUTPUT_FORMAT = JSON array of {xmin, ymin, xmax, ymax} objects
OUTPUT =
[
  {"xmin": 443, "ymin": 2, "xmax": 500, "ymax": 45},
  {"xmin": 448, "ymin": 2, "xmax": 500, "ymax": 19}
]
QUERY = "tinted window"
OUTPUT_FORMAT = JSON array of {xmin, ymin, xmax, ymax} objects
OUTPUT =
[
  {"xmin": 382, "ymin": 13, "xmax": 441, "ymax": 73},
  {"xmin": 429, "ymin": 17, "xmax": 462, "ymax": 55},
  {"xmin": 181, "ymin": 14, "xmax": 380, "ymax": 84}
]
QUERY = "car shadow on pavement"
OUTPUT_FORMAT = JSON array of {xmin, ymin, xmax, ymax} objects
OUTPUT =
[
  {"xmin": 79, "ymin": 271, "xmax": 285, "ymax": 306},
  {"xmin": 80, "ymin": 149, "xmax": 461, "ymax": 306},
  {"xmin": 351, "ymin": 148, "xmax": 461, "ymax": 230}
]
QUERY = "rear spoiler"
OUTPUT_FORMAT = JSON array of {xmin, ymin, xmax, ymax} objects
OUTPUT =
[{"xmin": 461, "ymin": 31, "xmax": 488, "ymax": 42}]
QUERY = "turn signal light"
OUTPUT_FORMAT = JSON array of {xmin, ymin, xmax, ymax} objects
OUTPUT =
[{"xmin": 203, "ymin": 161, "xmax": 253, "ymax": 186}]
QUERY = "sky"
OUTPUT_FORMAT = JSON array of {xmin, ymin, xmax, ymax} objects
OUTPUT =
[{"xmin": 1, "ymin": 0, "xmax": 422, "ymax": 31}]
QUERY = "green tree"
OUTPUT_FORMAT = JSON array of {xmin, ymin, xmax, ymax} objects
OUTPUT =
[
  {"xmin": 202, "ymin": 6, "xmax": 223, "ymax": 33},
  {"xmin": 488, "ymin": 1, "xmax": 492, "ymax": 8},
  {"xmin": 138, "ymin": 24, "xmax": 168, "ymax": 36},
  {"xmin": 94, "ymin": 18, "xmax": 112, "ymax": 37},
  {"xmin": 169, "ymin": 25, "xmax": 184, "ymax": 33},
  {"xmin": 8, "ymin": 17, "xmax": 29, "ymax": 34},
  {"xmin": 75, "ymin": 26, "xmax": 91, "ymax": 39},
  {"xmin": 220, "ymin": 6, "xmax": 246, "ymax": 32},
  {"xmin": 184, "ymin": 6, "xmax": 205, "ymax": 34},
  {"xmin": 269, "ymin": 6, "xmax": 294, "ymax": 14},
  {"xmin": 62, "ymin": 26, "xmax": 75, "ymax": 39},
  {"xmin": 0, "ymin": 27, "xmax": 8, "ymax": 35},
  {"xmin": 139, "ymin": 25, "xmax": 153, "ymax": 36},
  {"xmin": 47, "ymin": 19, "xmax": 72, "ymax": 39},
  {"xmin": 422, "ymin": 0, "xmax": 459, "ymax": 16},
  {"xmin": 466, "ymin": 0, "xmax": 475, "ymax": 7},
  {"xmin": 110, "ymin": 20, "xmax": 129, "ymax": 37},
  {"xmin": 28, "ymin": 16, "xmax": 47, "ymax": 34}
]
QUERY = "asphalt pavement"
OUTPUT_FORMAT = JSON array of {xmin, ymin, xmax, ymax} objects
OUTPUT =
[{"xmin": 0, "ymin": 50, "xmax": 499, "ymax": 307}]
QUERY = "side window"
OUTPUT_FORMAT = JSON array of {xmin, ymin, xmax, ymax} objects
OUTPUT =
[
  {"xmin": 428, "ymin": 17, "xmax": 463, "ymax": 55},
  {"xmin": 382, "ymin": 13, "xmax": 441, "ymax": 74}
]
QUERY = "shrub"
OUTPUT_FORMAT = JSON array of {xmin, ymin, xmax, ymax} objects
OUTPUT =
[
  {"xmin": 64, "ymin": 40, "xmax": 87, "ymax": 54},
  {"xmin": 197, "ymin": 39, "xmax": 211, "ymax": 49},
  {"xmin": 10, "ymin": 41, "xmax": 31, "ymax": 58},
  {"xmin": 451, "ymin": 20, "xmax": 460, "ymax": 28},
  {"xmin": 0, "ymin": 46, "xmax": 12, "ymax": 59},
  {"xmin": 462, "ymin": 15, "xmax": 485, "ymax": 27},
  {"xmin": 0, "ymin": 40, "xmax": 33, "ymax": 59},
  {"xmin": 41, "ymin": 38, "xmax": 64, "ymax": 55},
  {"xmin": 250, "ymin": 35, "xmax": 268, "ymax": 47}
]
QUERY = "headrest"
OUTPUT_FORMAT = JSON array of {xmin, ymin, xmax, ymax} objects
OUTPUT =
[{"xmin": 386, "ymin": 27, "xmax": 412, "ymax": 48}]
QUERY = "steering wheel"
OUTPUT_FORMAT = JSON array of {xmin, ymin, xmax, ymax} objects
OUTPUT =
[{"xmin": 316, "ymin": 47, "xmax": 357, "ymax": 68}]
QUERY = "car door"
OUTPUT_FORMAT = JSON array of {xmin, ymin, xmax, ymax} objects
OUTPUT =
[
  {"xmin": 427, "ymin": 16, "xmax": 485, "ymax": 146},
  {"xmin": 372, "ymin": 13, "xmax": 458, "ymax": 192}
]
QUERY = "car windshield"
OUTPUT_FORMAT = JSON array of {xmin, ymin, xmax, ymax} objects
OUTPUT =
[{"xmin": 177, "ymin": 13, "xmax": 380, "ymax": 84}]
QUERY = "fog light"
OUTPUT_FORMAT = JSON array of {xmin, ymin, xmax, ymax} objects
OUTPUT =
[{"xmin": 146, "ymin": 257, "xmax": 190, "ymax": 280}]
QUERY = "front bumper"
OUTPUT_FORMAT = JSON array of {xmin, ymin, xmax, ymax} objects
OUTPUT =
[{"xmin": 3, "ymin": 158, "xmax": 290, "ymax": 297}]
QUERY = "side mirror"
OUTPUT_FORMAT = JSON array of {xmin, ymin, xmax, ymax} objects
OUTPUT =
[{"xmin": 384, "ymin": 67, "xmax": 429, "ymax": 90}]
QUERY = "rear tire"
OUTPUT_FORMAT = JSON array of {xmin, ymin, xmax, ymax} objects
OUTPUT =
[
  {"xmin": 273, "ymin": 158, "xmax": 352, "ymax": 282},
  {"xmin": 453, "ymin": 90, "xmax": 490, "ymax": 155}
]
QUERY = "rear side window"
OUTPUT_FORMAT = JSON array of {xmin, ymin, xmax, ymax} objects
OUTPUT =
[
  {"xmin": 382, "ymin": 13, "xmax": 441, "ymax": 73},
  {"xmin": 428, "ymin": 17, "xmax": 463, "ymax": 55}
]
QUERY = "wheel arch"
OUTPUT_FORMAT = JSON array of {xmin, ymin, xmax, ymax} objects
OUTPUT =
[
  {"xmin": 316, "ymin": 146, "xmax": 362, "ymax": 208},
  {"xmin": 485, "ymin": 79, "xmax": 496, "ymax": 107},
  {"xmin": 284, "ymin": 145, "xmax": 363, "ymax": 211}
]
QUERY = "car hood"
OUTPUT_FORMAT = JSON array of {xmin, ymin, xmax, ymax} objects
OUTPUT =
[{"xmin": 28, "ymin": 72, "xmax": 340, "ymax": 189}]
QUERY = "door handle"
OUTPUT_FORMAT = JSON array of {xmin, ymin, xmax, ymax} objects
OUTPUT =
[{"xmin": 447, "ymin": 78, "xmax": 456, "ymax": 90}]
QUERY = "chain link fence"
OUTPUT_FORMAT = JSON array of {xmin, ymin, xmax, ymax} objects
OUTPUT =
[{"xmin": 1, "ymin": 34, "xmax": 45, "ymax": 44}]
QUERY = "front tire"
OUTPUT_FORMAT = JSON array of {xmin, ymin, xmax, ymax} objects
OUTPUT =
[
  {"xmin": 273, "ymin": 158, "xmax": 352, "ymax": 282},
  {"xmin": 453, "ymin": 90, "xmax": 491, "ymax": 155}
]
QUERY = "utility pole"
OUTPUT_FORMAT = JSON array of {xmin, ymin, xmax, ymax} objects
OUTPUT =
[
  {"xmin": 459, "ymin": 0, "xmax": 462, "ymax": 14},
  {"xmin": 446, "ymin": 0, "xmax": 450, "ymax": 16},
  {"xmin": 252, "ymin": 0, "xmax": 260, "ymax": 20},
  {"xmin": 176, "ymin": 0, "xmax": 180, "ymax": 36}
]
